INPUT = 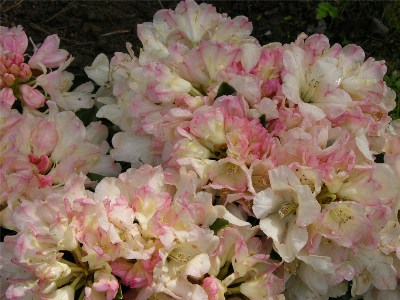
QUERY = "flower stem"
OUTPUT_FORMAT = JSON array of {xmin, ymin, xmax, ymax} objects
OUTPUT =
[
  {"xmin": 225, "ymin": 286, "xmax": 241, "ymax": 295},
  {"xmin": 217, "ymin": 261, "xmax": 231, "ymax": 280},
  {"xmin": 189, "ymin": 87, "xmax": 204, "ymax": 97},
  {"xmin": 70, "ymin": 273, "xmax": 84, "ymax": 289},
  {"xmin": 60, "ymin": 258, "xmax": 79, "ymax": 267},
  {"xmin": 77, "ymin": 287, "xmax": 86, "ymax": 300},
  {"xmin": 70, "ymin": 266, "xmax": 84, "ymax": 273}
]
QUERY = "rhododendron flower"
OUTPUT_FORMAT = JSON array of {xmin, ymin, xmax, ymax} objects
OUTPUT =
[
  {"xmin": 253, "ymin": 165, "xmax": 321, "ymax": 262},
  {"xmin": 0, "ymin": 25, "xmax": 28, "ymax": 55},
  {"xmin": 317, "ymin": 201, "xmax": 379, "ymax": 250},
  {"xmin": 137, "ymin": 0, "xmax": 255, "ymax": 63},
  {"xmin": 28, "ymin": 34, "xmax": 69, "ymax": 69},
  {"xmin": 282, "ymin": 34, "xmax": 352, "ymax": 120}
]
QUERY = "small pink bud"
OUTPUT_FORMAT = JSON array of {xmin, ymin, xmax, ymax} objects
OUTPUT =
[
  {"xmin": 9, "ymin": 63, "xmax": 20, "ymax": 75},
  {"xmin": 29, "ymin": 154, "xmax": 51, "ymax": 174},
  {"xmin": 0, "ymin": 87, "xmax": 16, "ymax": 108},
  {"xmin": 19, "ymin": 84, "xmax": 45, "ymax": 108},
  {"xmin": 19, "ymin": 63, "xmax": 32, "ymax": 80},
  {"xmin": 36, "ymin": 174, "xmax": 52, "ymax": 188},
  {"xmin": 3, "ymin": 73, "xmax": 15, "ymax": 86}
]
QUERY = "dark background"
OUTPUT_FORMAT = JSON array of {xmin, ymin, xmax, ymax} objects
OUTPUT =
[{"xmin": 2, "ymin": 0, "xmax": 400, "ymax": 86}]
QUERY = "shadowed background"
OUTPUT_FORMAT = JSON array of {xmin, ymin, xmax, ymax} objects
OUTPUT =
[{"xmin": 2, "ymin": 1, "xmax": 399, "ymax": 93}]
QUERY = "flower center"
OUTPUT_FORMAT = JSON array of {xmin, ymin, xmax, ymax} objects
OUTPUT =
[
  {"xmin": 300, "ymin": 78, "xmax": 319, "ymax": 103},
  {"xmin": 278, "ymin": 202, "xmax": 298, "ymax": 219}
]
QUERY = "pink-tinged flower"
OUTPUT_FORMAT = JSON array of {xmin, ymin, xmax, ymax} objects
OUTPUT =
[
  {"xmin": 340, "ymin": 53, "xmax": 388, "ymax": 102},
  {"xmin": 28, "ymin": 34, "xmax": 69, "ymax": 69},
  {"xmin": 317, "ymin": 201, "xmax": 379, "ymax": 250},
  {"xmin": 141, "ymin": 62, "xmax": 192, "ymax": 104},
  {"xmin": 84, "ymin": 53, "xmax": 110, "ymax": 86},
  {"xmin": 225, "ymin": 115, "xmax": 274, "ymax": 165},
  {"xmin": 251, "ymin": 45, "xmax": 284, "ymax": 98},
  {"xmin": 207, "ymin": 157, "xmax": 250, "ymax": 192},
  {"xmin": 166, "ymin": 129, "xmax": 212, "ymax": 169},
  {"xmin": 0, "ymin": 26, "xmax": 28, "ymax": 55},
  {"xmin": 335, "ymin": 164, "xmax": 399, "ymax": 207},
  {"xmin": 19, "ymin": 84, "xmax": 45, "ymax": 108},
  {"xmin": 179, "ymin": 41, "xmax": 242, "ymax": 87},
  {"xmin": 142, "ymin": 226, "xmax": 217, "ymax": 299},
  {"xmin": 132, "ymin": 186, "xmax": 172, "ymax": 232},
  {"xmin": 350, "ymin": 249, "xmax": 397, "ymax": 296},
  {"xmin": 190, "ymin": 106, "xmax": 227, "ymax": 148},
  {"xmin": 137, "ymin": 0, "xmax": 255, "ymax": 62},
  {"xmin": 213, "ymin": 95, "xmax": 249, "ymax": 118},
  {"xmin": 35, "ymin": 63, "xmax": 94, "ymax": 111},
  {"xmin": 253, "ymin": 165, "xmax": 320, "ymax": 262},
  {"xmin": 282, "ymin": 34, "xmax": 352, "ymax": 120},
  {"xmin": 0, "ymin": 242, "xmax": 34, "ymax": 299}
]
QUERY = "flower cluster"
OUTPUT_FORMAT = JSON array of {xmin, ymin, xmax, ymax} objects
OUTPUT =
[
  {"xmin": 1, "ymin": 0, "xmax": 399, "ymax": 299},
  {"xmin": 0, "ymin": 26, "xmax": 121, "ymax": 220}
]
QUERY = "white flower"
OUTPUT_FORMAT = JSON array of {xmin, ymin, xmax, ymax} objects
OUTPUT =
[{"xmin": 253, "ymin": 165, "xmax": 320, "ymax": 262}]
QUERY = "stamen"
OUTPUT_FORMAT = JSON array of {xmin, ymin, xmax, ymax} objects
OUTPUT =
[{"xmin": 278, "ymin": 202, "xmax": 297, "ymax": 219}]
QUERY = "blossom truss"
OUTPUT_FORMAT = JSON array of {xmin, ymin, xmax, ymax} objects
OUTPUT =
[
  {"xmin": 1, "ymin": 0, "xmax": 400, "ymax": 299},
  {"xmin": 1, "ymin": 165, "xmax": 284, "ymax": 300}
]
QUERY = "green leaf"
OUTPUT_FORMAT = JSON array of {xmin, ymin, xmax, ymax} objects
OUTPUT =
[
  {"xmin": 210, "ymin": 218, "xmax": 229, "ymax": 234},
  {"xmin": 115, "ymin": 284, "xmax": 123, "ymax": 299},
  {"xmin": 316, "ymin": 2, "xmax": 338, "ymax": 20},
  {"xmin": 215, "ymin": 82, "xmax": 236, "ymax": 99},
  {"xmin": 327, "ymin": 5, "xmax": 338, "ymax": 18},
  {"xmin": 259, "ymin": 114, "xmax": 266, "ymax": 128},
  {"xmin": 87, "ymin": 173, "xmax": 105, "ymax": 181},
  {"xmin": 75, "ymin": 106, "xmax": 98, "ymax": 126}
]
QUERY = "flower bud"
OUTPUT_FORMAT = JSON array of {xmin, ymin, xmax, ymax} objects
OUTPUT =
[
  {"xmin": 20, "ymin": 84, "xmax": 45, "ymax": 108},
  {"xmin": 0, "ymin": 87, "xmax": 16, "ymax": 108}
]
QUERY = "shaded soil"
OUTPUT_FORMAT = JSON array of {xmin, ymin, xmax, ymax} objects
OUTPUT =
[{"xmin": 2, "ymin": 0, "xmax": 400, "ymax": 80}]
